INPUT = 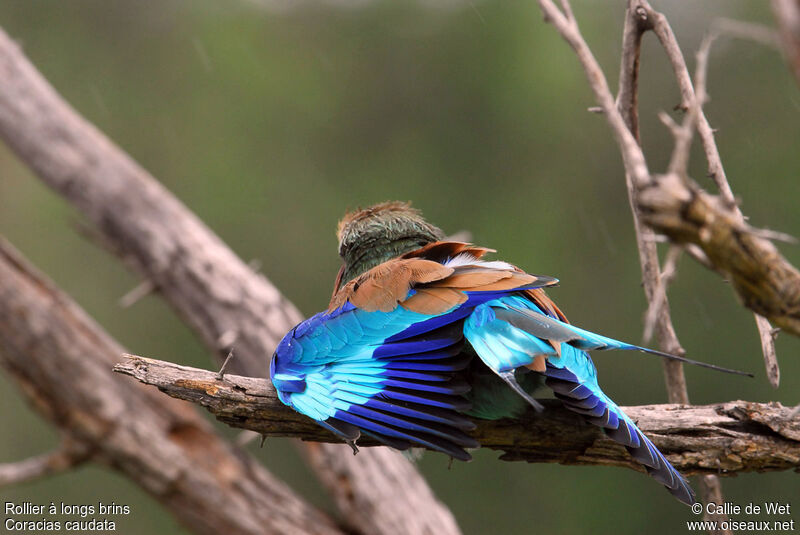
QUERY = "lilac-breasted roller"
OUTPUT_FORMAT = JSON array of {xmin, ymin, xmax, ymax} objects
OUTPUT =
[{"xmin": 271, "ymin": 201, "xmax": 745, "ymax": 505}]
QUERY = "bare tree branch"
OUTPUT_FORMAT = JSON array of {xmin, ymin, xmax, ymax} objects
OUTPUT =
[
  {"xmin": 642, "ymin": 245, "xmax": 682, "ymax": 345},
  {"xmin": 536, "ymin": 1, "xmax": 800, "ymax": 341},
  {"xmin": 0, "ymin": 25, "xmax": 460, "ymax": 535},
  {"xmin": 0, "ymin": 27, "xmax": 301, "ymax": 379},
  {"xmin": 543, "ymin": 3, "xmax": 785, "ymax": 529},
  {"xmin": 614, "ymin": 1, "xmax": 689, "ymax": 406},
  {"xmin": 548, "ymin": 3, "xmax": 797, "ymax": 524},
  {"xmin": 614, "ymin": 5, "xmax": 721, "ymax": 526},
  {"xmin": 300, "ymin": 445, "xmax": 461, "ymax": 535},
  {"xmin": 0, "ymin": 237, "xmax": 341, "ymax": 535},
  {"xmin": 537, "ymin": 0, "xmax": 651, "ymax": 188},
  {"xmin": 772, "ymin": 0, "xmax": 800, "ymax": 86},
  {"xmin": 637, "ymin": 173, "xmax": 800, "ymax": 337},
  {"xmin": 0, "ymin": 438, "xmax": 90, "ymax": 487},
  {"xmin": 711, "ymin": 18, "xmax": 781, "ymax": 50},
  {"xmin": 113, "ymin": 354, "xmax": 800, "ymax": 475},
  {"xmin": 647, "ymin": 2, "xmax": 783, "ymax": 388},
  {"xmin": 756, "ymin": 314, "xmax": 781, "ymax": 388}
]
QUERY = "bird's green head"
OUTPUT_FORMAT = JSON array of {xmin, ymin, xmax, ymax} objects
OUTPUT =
[{"xmin": 334, "ymin": 201, "xmax": 445, "ymax": 289}]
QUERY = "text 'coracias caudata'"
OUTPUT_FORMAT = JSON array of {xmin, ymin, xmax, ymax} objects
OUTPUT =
[{"xmin": 271, "ymin": 201, "xmax": 748, "ymax": 506}]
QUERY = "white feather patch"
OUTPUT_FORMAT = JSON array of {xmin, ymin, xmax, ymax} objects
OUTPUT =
[{"xmin": 443, "ymin": 253, "xmax": 513, "ymax": 271}]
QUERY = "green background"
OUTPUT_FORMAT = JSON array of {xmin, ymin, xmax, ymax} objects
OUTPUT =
[{"xmin": 0, "ymin": 1, "xmax": 797, "ymax": 534}]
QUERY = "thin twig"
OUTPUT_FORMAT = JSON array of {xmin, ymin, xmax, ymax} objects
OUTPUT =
[
  {"xmin": 0, "ymin": 438, "xmax": 90, "ymax": 487},
  {"xmin": 610, "ymin": 1, "xmax": 689, "ymax": 404},
  {"xmin": 536, "ymin": 0, "xmax": 651, "ymax": 189},
  {"xmin": 696, "ymin": 21, "xmax": 784, "ymax": 385},
  {"xmin": 119, "ymin": 279, "xmax": 156, "ymax": 308},
  {"xmin": 755, "ymin": 314, "xmax": 780, "ymax": 388},
  {"xmin": 643, "ymin": 245, "xmax": 682, "ymax": 344},
  {"xmin": 660, "ymin": 244, "xmax": 682, "ymax": 286},
  {"xmin": 639, "ymin": 9, "xmax": 800, "ymax": 364},
  {"xmin": 699, "ymin": 475, "xmax": 731, "ymax": 529},
  {"xmin": 601, "ymin": 3, "xmax": 728, "ymax": 527},
  {"xmin": 711, "ymin": 18, "xmax": 782, "ymax": 50},
  {"xmin": 216, "ymin": 348, "xmax": 235, "ymax": 380},
  {"xmin": 644, "ymin": 1, "xmax": 738, "ymax": 211},
  {"xmin": 664, "ymin": 30, "xmax": 715, "ymax": 179},
  {"xmin": 683, "ymin": 244, "xmax": 713, "ymax": 270},
  {"xmin": 744, "ymin": 226, "xmax": 798, "ymax": 244}
]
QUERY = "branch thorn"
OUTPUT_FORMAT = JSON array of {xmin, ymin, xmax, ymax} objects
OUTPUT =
[{"xmin": 217, "ymin": 348, "xmax": 235, "ymax": 380}]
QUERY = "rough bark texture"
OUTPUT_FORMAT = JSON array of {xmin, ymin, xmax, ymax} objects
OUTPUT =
[
  {"xmin": 0, "ymin": 238, "xmax": 341, "ymax": 535},
  {"xmin": 638, "ymin": 173, "xmax": 800, "ymax": 336},
  {"xmin": 0, "ymin": 26, "xmax": 461, "ymax": 535},
  {"xmin": 536, "ymin": 1, "xmax": 800, "ymax": 345},
  {"xmin": 115, "ymin": 354, "xmax": 800, "ymax": 476}
]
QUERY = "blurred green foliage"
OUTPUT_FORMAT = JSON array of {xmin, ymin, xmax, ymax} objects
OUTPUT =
[{"xmin": 0, "ymin": 1, "xmax": 797, "ymax": 534}]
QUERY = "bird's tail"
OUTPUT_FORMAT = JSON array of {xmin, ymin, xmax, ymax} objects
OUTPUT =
[
  {"xmin": 499, "ymin": 301, "xmax": 751, "ymax": 377},
  {"xmin": 462, "ymin": 296, "xmax": 698, "ymax": 504},
  {"xmin": 544, "ymin": 347, "xmax": 696, "ymax": 505}
]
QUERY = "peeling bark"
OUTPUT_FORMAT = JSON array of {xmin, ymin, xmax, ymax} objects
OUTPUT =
[{"xmin": 115, "ymin": 354, "xmax": 800, "ymax": 475}]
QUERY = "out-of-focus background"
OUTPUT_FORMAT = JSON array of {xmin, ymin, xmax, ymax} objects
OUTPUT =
[{"xmin": 0, "ymin": 1, "xmax": 797, "ymax": 534}]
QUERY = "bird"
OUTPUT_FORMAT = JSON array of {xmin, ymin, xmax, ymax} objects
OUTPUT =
[{"xmin": 271, "ymin": 201, "xmax": 746, "ymax": 505}]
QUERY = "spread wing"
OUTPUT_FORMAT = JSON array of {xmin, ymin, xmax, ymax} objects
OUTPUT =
[{"xmin": 272, "ymin": 242, "xmax": 558, "ymax": 459}]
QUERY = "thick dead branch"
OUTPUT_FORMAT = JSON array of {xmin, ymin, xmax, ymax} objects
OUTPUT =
[
  {"xmin": 0, "ymin": 238, "xmax": 340, "ymax": 535},
  {"xmin": 300, "ymin": 445, "xmax": 461, "ymax": 535},
  {"xmin": 114, "ymin": 354, "xmax": 800, "ymax": 476},
  {"xmin": 651, "ymin": 4, "xmax": 782, "ymax": 392},
  {"xmin": 638, "ymin": 173, "xmax": 800, "ymax": 336},
  {"xmin": 539, "ymin": 2, "xmax": 800, "ymax": 340},
  {"xmin": 562, "ymin": 4, "xmax": 785, "ymax": 528},
  {"xmin": 0, "ymin": 25, "xmax": 459, "ymax": 535}
]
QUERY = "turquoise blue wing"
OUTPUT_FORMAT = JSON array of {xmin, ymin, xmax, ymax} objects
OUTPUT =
[
  {"xmin": 544, "ymin": 349, "xmax": 695, "ymax": 505},
  {"xmin": 271, "ymin": 272, "xmax": 556, "ymax": 460},
  {"xmin": 462, "ymin": 294, "xmax": 696, "ymax": 505},
  {"xmin": 271, "ymin": 301, "xmax": 482, "ymax": 459}
]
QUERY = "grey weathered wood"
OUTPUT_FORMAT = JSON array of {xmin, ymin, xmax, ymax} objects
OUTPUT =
[
  {"xmin": 0, "ymin": 238, "xmax": 341, "ymax": 535},
  {"xmin": 115, "ymin": 354, "xmax": 800, "ymax": 475},
  {"xmin": 0, "ymin": 25, "xmax": 461, "ymax": 535},
  {"xmin": 536, "ymin": 1, "xmax": 800, "ymax": 341},
  {"xmin": 638, "ymin": 173, "xmax": 800, "ymax": 337}
]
